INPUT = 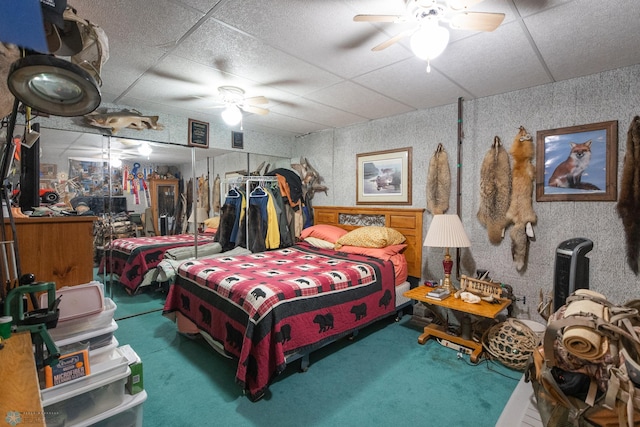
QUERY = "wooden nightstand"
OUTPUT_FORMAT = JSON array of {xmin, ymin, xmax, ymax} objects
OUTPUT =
[{"xmin": 404, "ymin": 286, "xmax": 511, "ymax": 362}]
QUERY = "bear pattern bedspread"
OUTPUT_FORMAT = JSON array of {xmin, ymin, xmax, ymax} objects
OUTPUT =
[
  {"xmin": 163, "ymin": 242, "xmax": 397, "ymax": 400},
  {"xmin": 100, "ymin": 234, "xmax": 216, "ymax": 293}
]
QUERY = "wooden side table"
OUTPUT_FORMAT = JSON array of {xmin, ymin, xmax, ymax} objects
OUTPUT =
[{"xmin": 404, "ymin": 286, "xmax": 511, "ymax": 362}]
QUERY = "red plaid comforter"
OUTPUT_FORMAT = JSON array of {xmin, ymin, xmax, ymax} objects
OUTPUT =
[
  {"xmin": 163, "ymin": 242, "xmax": 397, "ymax": 400},
  {"xmin": 99, "ymin": 234, "xmax": 216, "ymax": 293}
]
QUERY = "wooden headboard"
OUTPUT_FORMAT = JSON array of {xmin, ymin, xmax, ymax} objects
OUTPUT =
[{"xmin": 313, "ymin": 206, "xmax": 424, "ymax": 279}]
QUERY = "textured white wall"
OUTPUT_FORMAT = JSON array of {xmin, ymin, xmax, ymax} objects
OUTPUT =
[{"xmin": 295, "ymin": 64, "xmax": 640, "ymax": 322}]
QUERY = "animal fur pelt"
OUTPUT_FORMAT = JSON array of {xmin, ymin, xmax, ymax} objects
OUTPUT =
[
  {"xmin": 212, "ymin": 174, "xmax": 221, "ymax": 214},
  {"xmin": 505, "ymin": 127, "xmax": 537, "ymax": 271},
  {"xmin": 477, "ymin": 136, "xmax": 512, "ymax": 244},
  {"xmin": 426, "ymin": 144, "xmax": 450, "ymax": 215},
  {"xmin": 215, "ymin": 203, "xmax": 236, "ymax": 252},
  {"xmin": 617, "ymin": 116, "xmax": 640, "ymax": 275}
]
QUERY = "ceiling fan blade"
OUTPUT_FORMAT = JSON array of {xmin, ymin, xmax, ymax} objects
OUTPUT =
[
  {"xmin": 372, "ymin": 28, "xmax": 417, "ymax": 51},
  {"xmin": 354, "ymin": 14, "xmax": 404, "ymax": 23},
  {"xmin": 244, "ymin": 96, "xmax": 268, "ymax": 105},
  {"xmin": 447, "ymin": 0, "xmax": 485, "ymax": 11},
  {"xmin": 450, "ymin": 12, "xmax": 505, "ymax": 32},
  {"xmin": 241, "ymin": 105, "xmax": 269, "ymax": 115}
]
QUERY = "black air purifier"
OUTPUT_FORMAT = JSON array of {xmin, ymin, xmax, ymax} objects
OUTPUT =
[{"xmin": 553, "ymin": 238, "xmax": 593, "ymax": 311}]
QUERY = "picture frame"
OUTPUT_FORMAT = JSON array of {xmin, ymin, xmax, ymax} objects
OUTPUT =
[
  {"xmin": 188, "ymin": 119, "xmax": 209, "ymax": 148},
  {"xmin": 356, "ymin": 147, "xmax": 412, "ymax": 205},
  {"xmin": 536, "ymin": 121, "xmax": 617, "ymax": 202},
  {"xmin": 232, "ymin": 131, "xmax": 244, "ymax": 149}
]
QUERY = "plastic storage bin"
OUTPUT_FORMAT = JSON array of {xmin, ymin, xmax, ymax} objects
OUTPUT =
[
  {"xmin": 54, "ymin": 319, "xmax": 118, "ymax": 352},
  {"xmin": 48, "ymin": 297, "xmax": 117, "ymax": 340},
  {"xmin": 42, "ymin": 348, "xmax": 130, "ymax": 426},
  {"xmin": 73, "ymin": 390, "xmax": 147, "ymax": 427}
]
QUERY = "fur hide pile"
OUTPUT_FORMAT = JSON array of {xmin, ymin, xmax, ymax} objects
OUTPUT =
[
  {"xmin": 617, "ymin": 116, "xmax": 640, "ymax": 275},
  {"xmin": 426, "ymin": 144, "xmax": 450, "ymax": 215},
  {"xmin": 505, "ymin": 126, "xmax": 537, "ymax": 271},
  {"xmin": 477, "ymin": 136, "xmax": 512, "ymax": 244}
]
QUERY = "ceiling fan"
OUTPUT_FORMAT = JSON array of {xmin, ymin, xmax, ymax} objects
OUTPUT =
[
  {"xmin": 354, "ymin": 0, "xmax": 505, "ymax": 69},
  {"xmin": 205, "ymin": 86, "xmax": 270, "ymax": 127}
]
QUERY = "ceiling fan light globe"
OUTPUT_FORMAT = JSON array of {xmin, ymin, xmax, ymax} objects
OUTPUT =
[
  {"xmin": 138, "ymin": 142, "xmax": 152, "ymax": 157},
  {"xmin": 222, "ymin": 105, "xmax": 242, "ymax": 126},
  {"xmin": 410, "ymin": 25, "xmax": 450, "ymax": 60}
]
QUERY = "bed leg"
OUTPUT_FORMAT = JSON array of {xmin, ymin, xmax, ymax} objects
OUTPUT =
[{"xmin": 300, "ymin": 354, "xmax": 310, "ymax": 372}]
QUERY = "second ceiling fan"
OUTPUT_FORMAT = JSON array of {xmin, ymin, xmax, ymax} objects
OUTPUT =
[{"xmin": 206, "ymin": 86, "xmax": 270, "ymax": 127}]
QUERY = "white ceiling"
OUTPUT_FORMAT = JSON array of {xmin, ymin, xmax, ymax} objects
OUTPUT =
[{"xmin": 52, "ymin": 0, "xmax": 640, "ymax": 140}]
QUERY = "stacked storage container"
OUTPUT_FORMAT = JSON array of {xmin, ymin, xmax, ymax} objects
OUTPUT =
[{"xmin": 41, "ymin": 282, "xmax": 146, "ymax": 426}]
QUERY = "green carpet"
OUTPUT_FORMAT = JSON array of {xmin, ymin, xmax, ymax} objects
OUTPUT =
[{"xmin": 114, "ymin": 311, "xmax": 520, "ymax": 427}]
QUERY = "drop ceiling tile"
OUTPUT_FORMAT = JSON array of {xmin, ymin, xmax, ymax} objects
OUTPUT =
[
  {"xmin": 354, "ymin": 57, "xmax": 474, "ymax": 109},
  {"xmin": 525, "ymin": 0, "xmax": 640, "ymax": 81},
  {"xmin": 305, "ymin": 81, "xmax": 414, "ymax": 119},
  {"xmin": 435, "ymin": 20, "xmax": 552, "ymax": 98},
  {"xmin": 270, "ymin": 98, "xmax": 368, "ymax": 129},
  {"xmin": 175, "ymin": 17, "xmax": 342, "ymax": 96},
  {"xmin": 212, "ymin": 0, "xmax": 413, "ymax": 78}
]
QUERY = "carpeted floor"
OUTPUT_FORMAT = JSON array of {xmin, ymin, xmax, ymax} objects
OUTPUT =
[{"xmin": 113, "ymin": 303, "xmax": 521, "ymax": 427}]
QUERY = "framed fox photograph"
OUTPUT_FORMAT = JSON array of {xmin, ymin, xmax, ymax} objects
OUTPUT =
[{"xmin": 536, "ymin": 121, "xmax": 617, "ymax": 202}]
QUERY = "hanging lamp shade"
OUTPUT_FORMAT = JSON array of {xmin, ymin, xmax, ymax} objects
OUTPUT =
[
  {"xmin": 410, "ymin": 23, "xmax": 450, "ymax": 61},
  {"xmin": 222, "ymin": 105, "xmax": 242, "ymax": 126}
]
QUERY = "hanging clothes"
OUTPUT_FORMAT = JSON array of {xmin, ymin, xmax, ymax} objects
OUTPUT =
[{"xmin": 224, "ymin": 187, "xmax": 244, "ymax": 246}]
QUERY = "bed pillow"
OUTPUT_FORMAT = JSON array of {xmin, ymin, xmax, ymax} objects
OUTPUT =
[
  {"xmin": 204, "ymin": 216, "xmax": 220, "ymax": 228},
  {"xmin": 335, "ymin": 226, "xmax": 405, "ymax": 249},
  {"xmin": 300, "ymin": 224, "xmax": 348, "ymax": 243},
  {"xmin": 303, "ymin": 236, "xmax": 336, "ymax": 250},
  {"xmin": 337, "ymin": 244, "xmax": 407, "ymax": 261}
]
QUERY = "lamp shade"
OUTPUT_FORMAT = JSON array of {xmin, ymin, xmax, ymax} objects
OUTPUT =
[
  {"xmin": 410, "ymin": 24, "xmax": 450, "ymax": 61},
  {"xmin": 188, "ymin": 207, "xmax": 209, "ymax": 224},
  {"xmin": 423, "ymin": 214, "xmax": 471, "ymax": 248}
]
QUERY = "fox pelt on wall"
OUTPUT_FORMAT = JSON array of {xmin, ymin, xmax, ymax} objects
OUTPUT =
[
  {"xmin": 477, "ymin": 136, "xmax": 512, "ymax": 244},
  {"xmin": 505, "ymin": 126, "xmax": 537, "ymax": 271},
  {"xmin": 426, "ymin": 143, "xmax": 450, "ymax": 215},
  {"xmin": 617, "ymin": 115, "xmax": 640, "ymax": 275}
]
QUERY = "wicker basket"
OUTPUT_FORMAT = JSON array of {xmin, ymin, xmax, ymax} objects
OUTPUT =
[{"xmin": 482, "ymin": 318, "xmax": 539, "ymax": 371}]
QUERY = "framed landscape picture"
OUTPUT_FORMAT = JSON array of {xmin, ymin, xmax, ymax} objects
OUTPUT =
[{"xmin": 356, "ymin": 147, "xmax": 412, "ymax": 205}]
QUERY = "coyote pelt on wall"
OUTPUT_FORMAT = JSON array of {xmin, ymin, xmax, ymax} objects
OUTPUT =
[
  {"xmin": 426, "ymin": 144, "xmax": 450, "ymax": 215},
  {"xmin": 477, "ymin": 136, "xmax": 511, "ymax": 244},
  {"xmin": 617, "ymin": 116, "xmax": 640, "ymax": 275},
  {"xmin": 505, "ymin": 127, "xmax": 537, "ymax": 271}
]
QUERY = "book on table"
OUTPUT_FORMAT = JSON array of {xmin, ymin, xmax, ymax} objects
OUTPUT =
[{"xmin": 426, "ymin": 287, "xmax": 450, "ymax": 300}]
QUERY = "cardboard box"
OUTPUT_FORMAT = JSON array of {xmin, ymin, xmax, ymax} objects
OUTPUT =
[{"xmin": 119, "ymin": 344, "xmax": 144, "ymax": 395}]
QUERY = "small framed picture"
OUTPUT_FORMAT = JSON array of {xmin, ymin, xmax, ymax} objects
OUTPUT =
[
  {"xmin": 188, "ymin": 119, "xmax": 209, "ymax": 148},
  {"xmin": 232, "ymin": 131, "xmax": 244, "ymax": 149}
]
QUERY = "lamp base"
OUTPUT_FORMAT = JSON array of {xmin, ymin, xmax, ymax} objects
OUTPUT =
[{"xmin": 442, "ymin": 274, "xmax": 457, "ymax": 294}]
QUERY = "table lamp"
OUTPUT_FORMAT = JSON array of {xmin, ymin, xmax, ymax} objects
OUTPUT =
[
  {"xmin": 423, "ymin": 214, "xmax": 471, "ymax": 294},
  {"xmin": 188, "ymin": 207, "xmax": 209, "ymax": 233}
]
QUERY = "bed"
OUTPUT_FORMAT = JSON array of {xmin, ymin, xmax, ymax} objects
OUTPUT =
[
  {"xmin": 99, "ymin": 233, "xmax": 217, "ymax": 294},
  {"xmin": 163, "ymin": 206, "xmax": 424, "ymax": 400}
]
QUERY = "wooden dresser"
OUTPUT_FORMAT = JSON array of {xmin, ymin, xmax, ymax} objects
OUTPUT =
[{"xmin": 3, "ymin": 216, "xmax": 96, "ymax": 288}]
